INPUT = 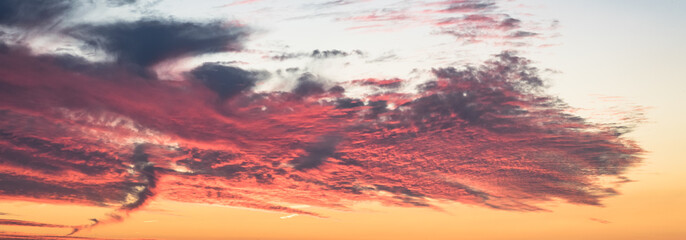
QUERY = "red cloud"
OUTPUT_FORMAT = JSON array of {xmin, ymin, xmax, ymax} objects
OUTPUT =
[{"xmin": 0, "ymin": 47, "xmax": 642, "ymax": 222}]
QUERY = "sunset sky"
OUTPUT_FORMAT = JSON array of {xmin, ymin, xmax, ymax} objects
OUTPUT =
[{"xmin": 0, "ymin": 0, "xmax": 684, "ymax": 239}]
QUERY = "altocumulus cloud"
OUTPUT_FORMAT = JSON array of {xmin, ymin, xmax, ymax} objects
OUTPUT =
[{"xmin": 0, "ymin": 0, "xmax": 642, "ymax": 235}]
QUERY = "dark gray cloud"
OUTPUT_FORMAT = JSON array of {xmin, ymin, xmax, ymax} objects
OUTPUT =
[
  {"xmin": 293, "ymin": 73, "xmax": 326, "ymax": 97},
  {"xmin": 190, "ymin": 63, "xmax": 267, "ymax": 99},
  {"xmin": 415, "ymin": 52, "xmax": 545, "ymax": 129},
  {"xmin": 365, "ymin": 100, "xmax": 388, "ymax": 119},
  {"xmin": 271, "ymin": 49, "xmax": 363, "ymax": 61},
  {"xmin": 351, "ymin": 78, "xmax": 403, "ymax": 89},
  {"xmin": 328, "ymin": 85, "xmax": 346, "ymax": 94},
  {"xmin": 0, "ymin": 0, "xmax": 73, "ymax": 28},
  {"xmin": 0, "ymin": 0, "xmax": 138, "ymax": 29},
  {"xmin": 70, "ymin": 20, "xmax": 248, "ymax": 73},
  {"xmin": 120, "ymin": 144, "xmax": 156, "ymax": 211},
  {"xmin": 509, "ymin": 31, "xmax": 538, "ymax": 38},
  {"xmin": 106, "ymin": 0, "xmax": 138, "ymax": 7},
  {"xmin": 312, "ymin": 49, "xmax": 363, "ymax": 58},
  {"xmin": 290, "ymin": 135, "xmax": 342, "ymax": 170},
  {"xmin": 335, "ymin": 98, "xmax": 364, "ymax": 109},
  {"xmin": 499, "ymin": 17, "xmax": 521, "ymax": 29},
  {"xmin": 443, "ymin": 1, "xmax": 496, "ymax": 12}
]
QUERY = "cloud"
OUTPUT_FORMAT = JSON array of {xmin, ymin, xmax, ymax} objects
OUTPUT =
[
  {"xmin": 190, "ymin": 63, "xmax": 267, "ymax": 100},
  {"xmin": 0, "ymin": 0, "xmax": 138, "ymax": 29},
  {"xmin": 0, "ymin": 0, "xmax": 643, "ymax": 233},
  {"xmin": 0, "ymin": 0, "xmax": 73, "ymax": 28},
  {"xmin": 335, "ymin": 98, "xmax": 365, "ymax": 109},
  {"xmin": 0, "ymin": 43, "xmax": 642, "ymax": 219},
  {"xmin": 106, "ymin": 0, "xmax": 138, "ymax": 7},
  {"xmin": 120, "ymin": 144, "xmax": 157, "ymax": 211},
  {"xmin": 68, "ymin": 19, "xmax": 248, "ymax": 75},
  {"xmin": 499, "ymin": 17, "xmax": 521, "ymax": 29},
  {"xmin": 0, "ymin": 231, "xmax": 121, "ymax": 240},
  {"xmin": 340, "ymin": 10, "xmax": 411, "ymax": 23},
  {"xmin": 0, "ymin": 219, "xmax": 72, "ymax": 229},
  {"xmin": 332, "ymin": 0, "xmax": 540, "ymax": 45},
  {"xmin": 0, "ymin": 219, "xmax": 117, "ymax": 239},
  {"xmin": 293, "ymin": 73, "xmax": 326, "ymax": 97},
  {"xmin": 435, "ymin": 13, "xmax": 533, "ymax": 43},
  {"xmin": 311, "ymin": 49, "xmax": 363, "ymax": 58},
  {"xmin": 220, "ymin": 0, "xmax": 263, "ymax": 7},
  {"xmin": 589, "ymin": 218, "xmax": 611, "ymax": 224},
  {"xmin": 440, "ymin": 1, "xmax": 496, "ymax": 13},
  {"xmin": 290, "ymin": 135, "xmax": 342, "ymax": 171},
  {"xmin": 509, "ymin": 31, "xmax": 538, "ymax": 38},
  {"xmin": 318, "ymin": 0, "xmax": 358, "ymax": 7},
  {"xmin": 350, "ymin": 78, "xmax": 403, "ymax": 89},
  {"xmin": 270, "ymin": 49, "xmax": 363, "ymax": 61}
]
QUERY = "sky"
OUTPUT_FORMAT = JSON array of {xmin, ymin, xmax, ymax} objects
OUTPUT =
[{"xmin": 0, "ymin": 0, "xmax": 684, "ymax": 239}]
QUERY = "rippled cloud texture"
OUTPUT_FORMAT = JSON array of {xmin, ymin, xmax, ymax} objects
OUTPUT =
[{"xmin": 0, "ymin": 0, "xmax": 642, "ymax": 237}]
